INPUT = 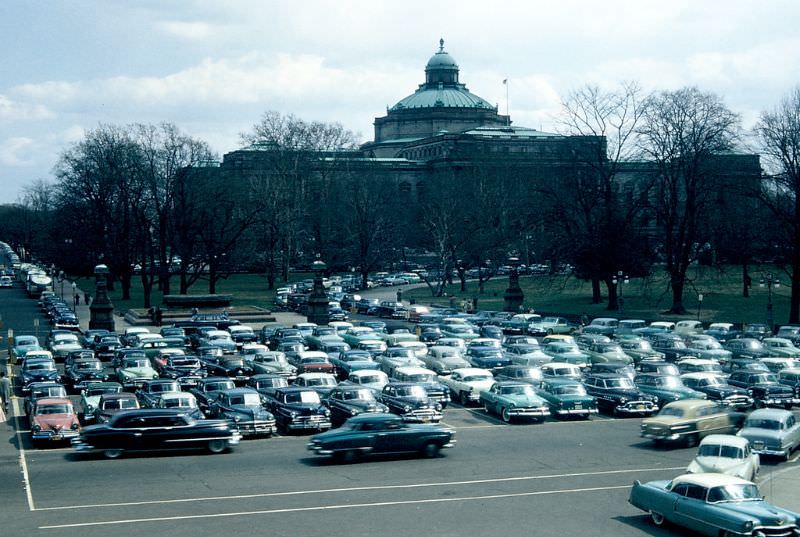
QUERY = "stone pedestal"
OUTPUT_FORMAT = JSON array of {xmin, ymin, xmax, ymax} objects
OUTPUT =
[
  {"xmin": 503, "ymin": 259, "xmax": 524, "ymax": 313},
  {"xmin": 89, "ymin": 264, "xmax": 116, "ymax": 332},
  {"xmin": 306, "ymin": 261, "xmax": 329, "ymax": 326}
]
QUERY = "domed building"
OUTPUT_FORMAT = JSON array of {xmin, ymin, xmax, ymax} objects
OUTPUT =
[{"xmin": 363, "ymin": 39, "xmax": 510, "ymax": 158}]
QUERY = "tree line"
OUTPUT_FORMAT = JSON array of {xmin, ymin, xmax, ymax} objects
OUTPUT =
[{"xmin": 2, "ymin": 85, "xmax": 800, "ymax": 323}]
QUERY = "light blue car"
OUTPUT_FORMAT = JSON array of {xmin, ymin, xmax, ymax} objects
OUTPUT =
[
  {"xmin": 630, "ymin": 473, "xmax": 799, "ymax": 536},
  {"xmin": 13, "ymin": 335, "xmax": 42, "ymax": 364}
]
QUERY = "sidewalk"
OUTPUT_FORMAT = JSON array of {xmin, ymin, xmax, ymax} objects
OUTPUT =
[{"xmin": 761, "ymin": 461, "xmax": 800, "ymax": 513}]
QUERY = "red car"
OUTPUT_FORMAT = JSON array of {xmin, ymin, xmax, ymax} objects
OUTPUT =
[{"xmin": 30, "ymin": 398, "xmax": 81, "ymax": 447}]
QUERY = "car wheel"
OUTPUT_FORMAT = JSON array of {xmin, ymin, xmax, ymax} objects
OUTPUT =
[
  {"xmin": 684, "ymin": 433, "xmax": 699, "ymax": 448},
  {"xmin": 501, "ymin": 407, "xmax": 512, "ymax": 423},
  {"xmin": 785, "ymin": 403, "xmax": 794, "ymax": 410},
  {"xmin": 422, "ymin": 442, "xmax": 440, "ymax": 458},
  {"xmin": 207, "ymin": 439, "xmax": 227, "ymax": 454},
  {"xmin": 103, "ymin": 448, "xmax": 123, "ymax": 459},
  {"xmin": 459, "ymin": 391, "xmax": 470, "ymax": 406},
  {"xmin": 649, "ymin": 511, "xmax": 665, "ymax": 526},
  {"xmin": 337, "ymin": 449, "xmax": 358, "ymax": 464}
]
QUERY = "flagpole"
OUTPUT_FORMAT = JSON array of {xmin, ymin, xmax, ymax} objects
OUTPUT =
[{"xmin": 504, "ymin": 78, "xmax": 510, "ymax": 126}]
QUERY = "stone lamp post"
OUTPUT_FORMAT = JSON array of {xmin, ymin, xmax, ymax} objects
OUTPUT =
[{"xmin": 306, "ymin": 259, "xmax": 330, "ymax": 326}]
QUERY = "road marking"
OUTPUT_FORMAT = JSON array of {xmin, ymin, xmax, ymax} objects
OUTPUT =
[
  {"xmin": 35, "ymin": 465, "xmax": 684, "ymax": 511},
  {"xmin": 39, "ymin": 484, "xmax": 634, "ymax": 529},
  {"xmin": 13, "ymin": 397, "xmax": 36, "ymax": 511}
]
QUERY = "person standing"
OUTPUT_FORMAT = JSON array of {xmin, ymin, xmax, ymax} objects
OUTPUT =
[{"xmin": 0, "ymin": 371, "xmax": 11, "ymax": 413}]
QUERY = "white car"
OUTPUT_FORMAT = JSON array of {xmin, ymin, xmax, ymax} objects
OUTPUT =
[
  {"xmin": 340, "ymin": 369, "xmax": 389, "ymax": 395},
  {"xmin": 540, "ymin": 362, "xmax": 583, "ymax": 380},
  {"xmin": 687, "ymin": 434, "xmax": 760, "ymax": 481},
  {"xmin": 440, "ymin": 367, "xmax": 495, "ymax": 405}
]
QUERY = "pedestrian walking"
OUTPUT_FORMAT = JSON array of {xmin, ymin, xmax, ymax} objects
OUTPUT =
[
  {"xmin": 74, "ymin": 293, "xmax": 80, "ymax": 307},
  {"xmin": 155, "ymin": 307, "xmax": 163, "ymax": 327},
  {"xmin": 0, "ymin": 371, "xmax": 11, "ymax": 413},
  {"xmin": 84, "ymin": 293, "xmax": 90, "ymax": 305}
]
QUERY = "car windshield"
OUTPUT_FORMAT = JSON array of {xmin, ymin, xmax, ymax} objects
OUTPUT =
[
  {"xmin": 305, "ymin": 377, "xmax": 335, "ymax": 387},
  {"xmin": 343, "ymin": 389, "xmax": 375, "ymax": 401},
  {"xmin": 285, "ymin": 391, "xmax": 321, "ymax": 404},
  {"xmin": 208, "ymin": 382, "xmax": 235, "ymax": 391},
  {"xmin": 355, "ymin": 374, "xmax": 383, "ymax": 384},
  {"xmin": 554, "ymin": 384, "xmax": 587, "ymax": 396},
  {"xmin": 223, "ymin": 359, "xmax": 245, "ymax": 367},
  {"xmin": 397, "ymin": 385, "xmax": 428, "ymax": 398},
  {"xmin": 172, "ymin": 358, "xmax": 199, "ymax": 367},
  {"xmin": 163, "ymin": 397, "xmax": 195, "ymax": 408},
  {"xmin": 700, "ymin": 377, "xmax": 725, "ymax": 387},
  {"xmin": 27, "ymin": 362, "xmax": 55, "ymax": 371},
  {"xmin": 500, "ymin": 385, "xmax": 535, "ymax": 396},
  {"xmin": 659, "ymin": 407, "xmax": 685, "ymax": 418},
  {"xmin": 405, "ymin": 374, "xmax": 434, "ymax": 382},
  {"xmin": 655, "ymin": 377, "xmax": 684, "ymax": 388},
  {"xmin": 606, "ymin": 378, "xmax": 634, "ymax": 389},
  {"xmin": 36, "ymin": 403, "xmax": 73, "ymax": 415},
  {"xmin": 464, "ymin": 375, "xmax": 493, "ymax": 382},
  {"xmin": 697, "ymin": 444, "xmax": 744, "ymax": 459},
  {"xmin": 707, "ymin": 483, "xmax": 761, "ymax": 503},
  {"xmin": 229, "ymin": 393, "xmax": 261, "ymax": 406},
  {"xmin": 745, "ymin": 418, "xmax": 782, "ymax": 430},
  {"xmin": 751, "ymin": 373, "xmax": 779, "ymax": 383},
  {"xmin": 87, "ymin": 386, "xmax": 120, "ymax": 396},
  {"xmin": 151, "ymin": 383, "xmax": 178, "ymax": 393},
  {"xmin": 75, "ymin": 361, "xmax": 102, "ymax": 370},
  {"xmin": 124, "ymin": 359, "xmax": 149, "ymax": 368}
]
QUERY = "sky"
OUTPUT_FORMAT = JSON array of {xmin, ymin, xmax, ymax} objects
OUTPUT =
[{"xmin": 1, "ymin": 0, "xmax": 799, "ymax": 203}]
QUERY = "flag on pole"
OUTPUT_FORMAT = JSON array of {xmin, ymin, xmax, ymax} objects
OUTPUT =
[{"xmin": 502, "ymin": 78, "xmax": 507, "ymax": 84}]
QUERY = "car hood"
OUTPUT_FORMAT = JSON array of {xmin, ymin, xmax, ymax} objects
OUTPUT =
[
  {"xmin": 704, "ymin": 385, "xmax": 747, "ymax": 398},
  {"xmin": 738, "ymin": 428, "xmax": 784, "ymax": 442},
  {"xmin": 120, "ymin": 367, "xmax": 156, "ymax": 377},
  {"xmin": 551, "ymin": 394, "xmax": 596, "ymax": 405},
  {"xmin": 715, "ymin": 500, "xmax": 797, "ymax": 526},
  {"xmin": 345, "ymin": 361, "xmax": 380, "ymax": 371},
  {"xmin": 33, "ymin": 415, "xmax": 77, "ymax": 429},
  {"xmin": 642, "ymin": 415, "xmax": 684, "ymax": 427},
  {"xmin": 226, "ymin": 405, "xmax": 271, "ymax": 418},
  {"xmin": 281, "ymin": 403, "xmax": 327, "ymax": 415},
  {"xmin": 497, "ymin": 393, "xmax": 546, "ymax": 406}
]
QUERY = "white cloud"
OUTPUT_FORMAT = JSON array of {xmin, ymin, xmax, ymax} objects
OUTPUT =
[
  {"xmin": 155, "ymin": 20, "xmax": 212, "ymax": 40},
  {"xmin": 0, "ymin": 137, "xmax": 35, "ymax": 166},
  {"xmin": 0, "ymin": 94, "xmax": 53, "ymax": 121}
]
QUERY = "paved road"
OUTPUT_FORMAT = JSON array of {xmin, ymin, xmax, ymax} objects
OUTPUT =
[{"xmin": 2, "ymin": 279, "xmax": 800, "ymax": 537}]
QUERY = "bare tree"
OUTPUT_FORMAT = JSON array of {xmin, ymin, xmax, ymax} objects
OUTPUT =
[
  {"xmin": 556, "ymin": 82, "xmax": 652, "ymax": 309},
  {"xmin": 638, "ymin": 87, "xmax": 740, "ymax": 314},
  {"xmin": 755, "ymin": 87, "xmax": 800, "ymax": 323}
]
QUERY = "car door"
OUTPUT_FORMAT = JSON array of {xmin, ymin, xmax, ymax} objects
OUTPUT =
[
  {"xmin": 106, "ymin": 415, "xmax": 147, "ymax": 451},
  {"xmin": 786, "ymin": 415, "xmax": 800, "ymax": 451},
  {"xmin": 373, "ymin": 418, "xmax": 413, "ymax": 452},
  {"xmin": 672, "ymin": 484, "xmax": 717, "ymax": 535}
]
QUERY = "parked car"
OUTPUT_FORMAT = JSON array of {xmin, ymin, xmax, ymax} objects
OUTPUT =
[
  {"xmin": 156, "ymin": 355, "xmax": 206, "ymax": 388},
  {"xmin": 634, "ymin": 373, "xmax": 707, "ymax": 407},
  {"xmin": 207, "ymin": 388, "xmax": 276, "ymax": 437},
  {"xmin": 135, "ymin": 379, "xmax": 182, "ymax": 408},
  {"xmin": 724, "ymin": 338, "xmax": 771, "ymax": 360},
  {"xmin": 339, "ymin": 369, "xmax": 390, "ymax": 395},
  {"xmin": 761, "ymin": 337, "xmax": 800, "ymax": 358},
  {"xmin": 686, "ymin": 434, "xmax": 759, "ymax": 481},
  {"xmin": 20, "ymin": 356, "xmax": 60, "ymax": 392},
  {"xmin": 582, "ymin": 317, "xmax": 619, "ymax": 337},
  {"xmin": 617, "ymin": 338, "xmax": 664, "ymax": 364},
  {"xmin": 582, "ymin": 373, "xmax": 658, "ymax": 417},
  {"xmin": 324, "ymin": 386, "xmax": 389, "ymax": 425},
  {"xmin": 684, "ymin": 339, "xmax": 733, "ymax": 363},
  {"xmin": 93, "ymin": 392, "xmax": 140, "ymax": 424},
  {"xmin": 245, "ymin": 351, "xmax": 298, "ymax": 381},
  {"xmin": 72, "ymin": 408, "xmax": 241, "ymax": 458},
  {"xmin": 12, "ymin": 335, "xmax": 42, "ymax": 364},
  {"xmin": 329, "ymin": 350, "xmax": 379, "ymax": 380},
  {"xmin": 536, "ymin": 378, "xmax": 598, "ymax": 419},
  {"xmin": 379, "ymin": 382, "xmax": 442, "ymax": 423},
  {"xmin": 527, "ymin": 316, "xmax": 574, "ymax": 337},
  {"xmin": 640, "ymin": 399, "xmax": 743, "ymax": 446},
  {"xmin": 29, "ymin": 398, "xmax": 81, "ymax": 447},
  {"xmin": 115, "ymin": 355, "xmax": 159, "ymax": 390},
  {"xmin": 245, "ymin": 373, "xmax": 289, "ymax": 400},
  {"xmin": 421, "ymin": 346, "xmax": 470, "ymax": 376},
  {"xmin": 680, "ymin": 372, "xmax": 754, "ymax": 410},
  {"xmin": 494, "ymin": 365, "xmax": 544, "ymax": 387},
  {"xmin": 307, "ymin": 412, "xmax": 455, "ymax": 461},
  {"xmin": 390, "ymin": 366, "xmax": 450, "ymax": 408},
  {"xmin": 439, "ymin": 367, "xmax": 495, "ymax": 406},
  {"xmin": 629, "ymin": 473, "xmax": 799, "ymax": 535},
  {"xmin": 727, "ymin": 370, "xmax": 799, "ymax": 409},
  {"xmin": 737, "ymin": 408, "xmax": 800, "ymax": 459},
  {"xmin": 189, "ymin": 377, "xmax": 236, "ymax": 416},
  {"xmin": 479, "ymin": 381, "xmax": 550, "ymax": 423},
  {"xmin": 78, "ymin": 382, "xmax": 123, "ymax": 423},
  {"xmin": 266, "ymin": 386, "xmax": 332, "ymax": 432},
  {"xmin": 24, "ymin": 382, "xmax": 67, "ymax": 417}
]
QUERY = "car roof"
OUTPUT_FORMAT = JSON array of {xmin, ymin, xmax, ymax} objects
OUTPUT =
[
  {"xmin": 672, "ymin": 473, "xmax": 752, "ymax": 488},
  {"xmin": 218, "ymin": 387, "xmax": 258, "ymax": 395},
  {"xmin": 346, "ymin": 412, "xmax": 400, "ymax": 423},
  {"xmin": 747, "ymin": 408, "xmax": 793, "ymax": 420},
  {"xmin": 699, "ymin": 434, "xmax": 750, "ymax": 448},
  {"xmin": 35, "ymin": 397, "xmax": 73, "ymax": 405},
  {"xmin": 681, "ymin": 372, "xmax": 723, "ymax": 380},
  {"xmin": 660, "ymin": 399, "xmax": 716, "ymax": 410},
  {"xmin": 451, "ymin": 367, "xmax": 493, "ymax": 375}
]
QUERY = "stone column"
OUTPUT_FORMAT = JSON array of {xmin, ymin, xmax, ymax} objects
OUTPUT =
[
  {"xmin": 306, "ymin": 260, "xmax": 329, "ymax": 326},
  {"xmin": 503, "ymin": 257, "xmax": 524, "ymax": 313}
]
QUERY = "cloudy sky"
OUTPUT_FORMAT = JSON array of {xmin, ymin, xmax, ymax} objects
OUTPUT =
[{"xmin": 2, "ymin": 0, "xmax": 799, "ymax": 203}]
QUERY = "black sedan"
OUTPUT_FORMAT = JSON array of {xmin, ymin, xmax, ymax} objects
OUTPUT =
[
  {"xmin": 265, "ymin": 386, "xmax": 332, "ymax": 433},
  {"xmin": 71, "ymin": 408, "xmax": 241, "ymax": 458},
  {"xmin": 325, "ymin": 386, "xmax": 389, "ymax": 425},
  {"xmin": 307, "ymin": 413, "xmax": 455, "ymax": 462}
]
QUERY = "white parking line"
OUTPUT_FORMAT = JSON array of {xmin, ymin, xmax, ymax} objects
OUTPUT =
[
  {"xmin": 39, "ymin": 484, "xmax": 634, "ymax": 529},
  {"xmin": 13, "ymin": 398, "xmax": 36, "ymax": 511},
  {"xmin": 35, "ymin": 465, "xmax": 684, "ymax": 511}
]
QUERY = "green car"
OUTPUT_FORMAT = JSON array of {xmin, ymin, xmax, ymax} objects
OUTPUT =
[
  {"xmin": 479, "ymin": 381, "xmax": 550, "ymax": 423},
  {"xmin": 617, "ymin": 337, "xmax": 665, "ymax": 364},
  {"xmin": 634, "ymin": 373, "xmax": 706, "ymax": 407},
  {"xmin": 536, "ymin": 378, "xmax": 598, "ymax": 419}
]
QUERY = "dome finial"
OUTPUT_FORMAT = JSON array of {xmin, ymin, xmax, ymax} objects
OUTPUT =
[{"xmin": 439, "ymin": 38, "xmax": 444, "ymax": 53}]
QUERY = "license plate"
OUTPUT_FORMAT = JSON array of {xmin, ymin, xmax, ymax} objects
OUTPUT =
[
  {"xmin": 574, "ymin": 403, "xmax": 582, "ymax": 409},
  {"xmin": 51, "ymin": 435, "xmax": 62, "ymax": 441},
  {"xmin": 421, "ymin": 417, "xmax": 430, "ymax": 422},
  {"xmin": 637, "ymin": 405, "xmax": 645, "ymax": 410}
]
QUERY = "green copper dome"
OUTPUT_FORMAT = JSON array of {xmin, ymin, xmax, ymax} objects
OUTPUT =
[{"xmin": 390, "ymin": 39, "xmax": 496, "ymax": 112}]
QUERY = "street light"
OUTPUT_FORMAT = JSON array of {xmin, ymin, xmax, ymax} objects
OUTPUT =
[
  {"xmin": 71, "ymin": 281, "xmax": 77, "ymax": 312},
  {"xmin": 760, "ymin": 273, "xmax": 780, "ymax": 330},
  {"xmin": 58, "ymin": 270, "xmax": 65, "ymax": 299},
  {"xmin": 612, "ymin": 271, "xmax": 629, "ymax": 314}
]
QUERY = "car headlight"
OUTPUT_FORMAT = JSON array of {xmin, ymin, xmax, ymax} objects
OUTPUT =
[
  {"xmin": 434, "ymin": 403, "xmax": 442, "ymax": 411},
  {"xmin": 32, "ymin": 424, "xmax": 41, "ymax": 432},
  {"xmin": 290, "ymin": 411, "xmax": 298, "ymax": 418},
  {"xmin": 350, "ymin": 408, "xmax": 358, "ymax": 415},
  {"xmin": 743, "ymin": 520, "xmax": 754, "ymax": 532},
  {"xmin": 619, "ymin": 398, "xmax": 628, "ymax": 405},
  {"xmin": 403, "ymin": 405, "xmax": 412, "ymax": 412},
  {"xmin": 71, "ymin": 423, "xmax": 79, "ymax": 430}
]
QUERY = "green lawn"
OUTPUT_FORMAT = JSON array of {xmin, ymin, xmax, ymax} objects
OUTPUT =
[
  {"xmin": 74, "ymin": 265, "xmax": 792, "ymax": 326},
  {"xmin": 404, "ymin": 265, "xmax": 792, "ymax": 325}
]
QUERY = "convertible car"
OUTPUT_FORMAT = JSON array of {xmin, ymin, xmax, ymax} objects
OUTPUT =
[{"xmin": 629, "ymin": 473, "xmax": 800, "ymax": 536}]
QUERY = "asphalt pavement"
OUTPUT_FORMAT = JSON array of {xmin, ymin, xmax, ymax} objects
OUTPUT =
[{"xmin": 2, "ymin": 280, "xmax": 800, "ymax": 537}]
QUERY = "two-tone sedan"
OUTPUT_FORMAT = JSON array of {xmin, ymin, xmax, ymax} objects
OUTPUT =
[
  {"xmin": 641, "ymin": 399, "xmax": 743, "ymax": 447},
  {"xmin": 207, "ymin": 388, "xmax": 276, "ymax": 437},
  {"xmin": 630, "ymin": 473, "xmax": 800, "ymax": 536},
  {"xmin": 479, "ymin": 381, "xmax": 550, "ymax": 423},
  {"xmin": 324, "ymin": 385, "xmax": 389, "ymax": 426}
]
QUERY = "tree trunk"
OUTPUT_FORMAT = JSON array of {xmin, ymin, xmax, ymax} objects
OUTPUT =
[
  {"xmin": 591, "ymin": 278, "xmax": 601, "ymax": 304},
  {"xmin": 742, "ymin": 263, "xmax": 750, "ymax": 298},
  {"xmin": 605, "ymin": 279, "xmax": 619, "ymax": 311},
  {"xmin": 670, "ymin": 275, "xmax": 687, "ymax": 314},
  {"xmin": 120, "ymin": 273, "xmax": 132, "ymax": 300}
]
